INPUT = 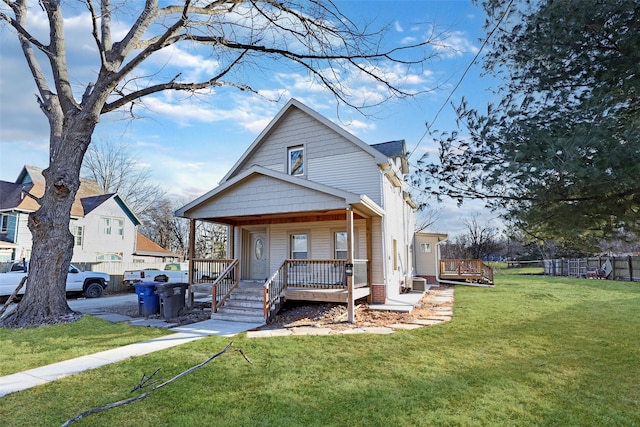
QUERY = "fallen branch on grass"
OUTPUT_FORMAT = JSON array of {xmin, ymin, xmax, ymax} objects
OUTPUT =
[{"xmin": 61, "ymin": 342, "xmax": 252, "ymax": 426}]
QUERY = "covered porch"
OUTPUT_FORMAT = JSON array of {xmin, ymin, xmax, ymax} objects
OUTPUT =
[{"xmin": 175, "ymin": 167, "xmax": 385, "ymax": 321}]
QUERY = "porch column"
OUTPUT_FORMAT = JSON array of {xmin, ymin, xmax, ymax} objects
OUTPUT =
[
  {"xmin": 366, "ymin": 216, "xmax": 372, "ymax": 301},
  {"xmin": 227, "ymin": 225, "xmax": 234, "ymax": 259},
  {"xmin": 188, "ymin": 219, "xmax": 196, "ymax": 307},
  {"xmin": 347, "ymin": 207, "xmax": 355, "ymax": 323}
]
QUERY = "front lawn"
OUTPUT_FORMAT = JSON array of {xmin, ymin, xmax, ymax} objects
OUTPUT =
[
  {"xmin": 1, "ymin": 272, "xmax": 638, "ymax": 426},
  {"xmin": 0, "ymin": 316, "xmax": 171, "ymax": 376}
]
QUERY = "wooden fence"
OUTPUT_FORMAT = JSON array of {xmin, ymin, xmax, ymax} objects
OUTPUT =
[{"xmin": 544, "ymin": 256, "xmax": 639, "ymax": 282}]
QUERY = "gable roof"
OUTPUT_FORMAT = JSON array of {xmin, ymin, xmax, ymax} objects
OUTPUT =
[
  {"xmin": 175, "ymin": 165, "xmax": 385, "ymax": 220},
  {"xmin": 133, "ymin": 232, "xmax": 175, "ymax": 257},
  {"xmin": 220, "ymin": 99, "xmax": 390, "ymax": 183},
  {"xmin": 0, "ymin": 166, "xmax": 139, "ymax": 223},
  {"xmin": 81, "ymin": 193, "xmax": 141, "ymax": 226}
]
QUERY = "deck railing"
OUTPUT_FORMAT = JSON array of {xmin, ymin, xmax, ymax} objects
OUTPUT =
[
  {"xmin": 439, "ymin": 259, "xmax": 494, "ymax": 285},
  {"xmin": 263, "ymin": 259, "xmax": 369, "ymax": 320}
]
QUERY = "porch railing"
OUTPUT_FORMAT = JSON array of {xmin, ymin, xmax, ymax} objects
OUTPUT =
[
  {"xmin": 190, "ymin": 258, "xmax": 239, "ymax": 312},
  {"xmin": 439, "ymin": 259, "xmax": 494, "ymax": 284},
  {"xmin": 263, "ymin": 259, "xmax": 369, "ymax": 320},
  {"xmin": 192, "ymin": 258, "xmax": 236, "ymax": 283},
  {"xmin": 209, "ymin": 259, "xmax": 239, "ymax": 312},
  {"xmin": 263, "ymin": 259, "xmax": 288, "ymax": 319}
]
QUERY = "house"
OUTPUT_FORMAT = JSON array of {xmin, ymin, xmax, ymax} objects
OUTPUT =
[
  {"xmin": 175, "ymin": 99, "xmax": 443, "ymax": 317},
  {"xmin": 0, "ymin": 165, "xmax": 173, "ymax": 264},
  {"xmin": 414, "ymin": 232, "xmax": 449, "ymax": 287},
  {"xmin": 132, "ymin": 232, "xmax": 178, "ymax": 263}
]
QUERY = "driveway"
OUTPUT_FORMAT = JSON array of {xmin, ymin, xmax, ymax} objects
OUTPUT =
[{"xmin": 67, "ymin": 293, "xmax": 138, "ymax": 314}]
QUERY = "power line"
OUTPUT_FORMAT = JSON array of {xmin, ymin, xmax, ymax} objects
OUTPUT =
[{"xmin": 408, "ymin": 0, "xmax": 515, "ymax": 160}]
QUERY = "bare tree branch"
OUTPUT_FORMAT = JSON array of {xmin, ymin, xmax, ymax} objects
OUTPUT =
[{"xmin": 62, "ymin": 342, "xmax": 250, "ymax": 427}]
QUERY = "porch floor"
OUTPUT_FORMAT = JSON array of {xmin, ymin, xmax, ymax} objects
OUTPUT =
[{"xmin": 368, "ymin": 287, "xmax": 432, "ymax": 313}]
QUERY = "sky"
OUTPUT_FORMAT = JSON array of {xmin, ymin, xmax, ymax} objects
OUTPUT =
[{"xmin": 0, "ymin": 0, "xmax": 504, "ymax": 236}]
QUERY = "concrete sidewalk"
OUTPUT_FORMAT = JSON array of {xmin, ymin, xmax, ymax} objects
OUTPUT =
[
  {"xmin": 0, "ymin": 318, "xmax": 263, "ymax": 398},
  {"xmin": 1, "ymin": 288, "xmax": 454, "ymax": 397}
]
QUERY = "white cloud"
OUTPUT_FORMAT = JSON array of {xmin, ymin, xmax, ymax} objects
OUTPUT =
[
  {"xmin": 145, "ymin": 45, "xmax": 221, "ymax": 83},
  {"xmin": 431, "ymin": 30, "xmax": 479, "ymax": 58}
]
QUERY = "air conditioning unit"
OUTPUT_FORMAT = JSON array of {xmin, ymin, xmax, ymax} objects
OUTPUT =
[
  {"xmin": 412, "ymin": 277, "xmax": 426, "ymax": 292},
  {"xmin": 411, "ymin": 277, "xmax": 427, "ymax": 292}
]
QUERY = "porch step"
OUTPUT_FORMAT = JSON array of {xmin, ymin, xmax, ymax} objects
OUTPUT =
[
  {"xmin": 210, "ymin": 309, "xmax": 265, "ymax": 323},
  {"xmin": 210, "ymin": 281, "xmax": 266, "ymax": 323}
]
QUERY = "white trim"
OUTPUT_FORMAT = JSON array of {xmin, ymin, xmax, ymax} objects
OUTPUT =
[{"xmin": 175, "ymin": 165, "xmax": 384, "ymax": 218}]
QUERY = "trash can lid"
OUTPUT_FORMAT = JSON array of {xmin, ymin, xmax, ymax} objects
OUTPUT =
[
  {"xmin": 134, "ymin": 281, "xmax": 160, "ymax": 288},
  {"xmin": 156, "ymin": 282, "xmax": 188, "ymax": 288}
]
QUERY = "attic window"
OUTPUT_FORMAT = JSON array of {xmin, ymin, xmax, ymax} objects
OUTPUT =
[{"xmin": 288, "ymin": 146, "xmax": 304, "ymax": 176}]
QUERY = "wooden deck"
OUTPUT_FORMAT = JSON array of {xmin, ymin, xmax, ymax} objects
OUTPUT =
[
  {"xmin": 440, "ymin": 259, "xmax": 494, "ymax": 285},
  {"xmin": 285, "ymin": 286, "xmax": 370, "ymax": 303}
]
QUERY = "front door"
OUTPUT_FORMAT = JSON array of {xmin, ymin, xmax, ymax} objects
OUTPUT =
[{"xmin": 248, "ymin": 231, "xmax": 268, "ymax": 281}]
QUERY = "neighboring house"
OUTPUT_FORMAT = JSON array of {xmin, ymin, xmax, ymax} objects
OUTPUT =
[
  {"xmin": 132, "ymin": 232, "xmax": 178, "ymax": 263},
  {"xmin": 0, "ymin": 165, "xmax": 172, "ymax": 263},
  {"xmin": 175, "ymin": 99, "xmax": 443, "ymax": 306}
]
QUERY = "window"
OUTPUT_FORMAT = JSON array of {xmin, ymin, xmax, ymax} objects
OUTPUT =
[
  {"xmin": 102, "ymin": 217, "xmax": 111, "ymax": 235},
  {"xmin": 70, "ymin": 225, "xmax": 83, "ymax": 246},
  {"xmin": 420, "ymin": 243, "xmax": 432, "ymax": 253},
  {"xmin": 290, "ymin": 234, "xmax": 308, "ymax": 259},
  {"xmin": 115, "ymin": 218, "xmax": 124, "ymax": 236},
  {"xmin": 0, "ymin": 214, "xmax": 8, "ymax": 233},
  {"xmin": 97, "ymin": 253, "xmax": 122, "ymax": 261},
  {"xmin": 288, "ymin": 146, "xmax": 304, "ymax": 176},
  {"xmin": 335, "ymin": 232, "xmax": 347, "ymax": 259},
  {"xmin": 101, "ymin": 217, "xmax": 124, "ymax": 237}
]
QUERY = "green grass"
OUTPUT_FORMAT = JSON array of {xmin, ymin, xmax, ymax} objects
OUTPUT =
[
  {"xmin": 1, "ymin": 273, "xmax": 638, "ymax": 426},
  {"xmin": 0, "ymin": 316, "xmax": 171, "ymax": 376}
]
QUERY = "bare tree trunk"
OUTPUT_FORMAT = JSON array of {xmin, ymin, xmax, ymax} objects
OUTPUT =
[{"xmin": 1, "ymin": 113, "xmax": 96, "ymax": 328}]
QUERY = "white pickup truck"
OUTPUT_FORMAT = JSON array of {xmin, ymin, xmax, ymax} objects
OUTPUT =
[
  {"xmin": 0, "ymin": 262, "xmax": 110, "ymax": 300},
  {"xmin": 123, "ymin": 262, "xmax": 190, "ymax": 287}
]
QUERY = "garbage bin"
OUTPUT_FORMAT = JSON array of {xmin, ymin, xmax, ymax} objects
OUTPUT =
[
  {"xmin": 134, "ymin": 282, "xmax": 160, "ymax": 316},
  {"xmin": 156, "ymin": 283, "xmax": 188, "ymax": 319}
]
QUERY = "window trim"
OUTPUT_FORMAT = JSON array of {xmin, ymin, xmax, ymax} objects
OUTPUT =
[
  {"xmin": 333, "ymin": 230, "xmax": 348, "ymax": 260},
  {"xmin": 0, "ymin": 214, "xmax": 8, "ymax": 234},
  {"xmin": 420, "ymin": 242, "xmax": 432, "ymax": 253},
  {"xmin": 287, "ymin": 145, "xmax": 305, "ymax": 176},
  {"xmin": 70, "ymin": 225, "xmax": 84, "ymax": 247},
  {"xmin": 101, "ymin": 216, "xmax": 125, "ymax": 238},
  {"xmin": 102, "ymin": 217, "xmax": 112, "ymax": 235},
  {"xmin": 97, "ymin": 252, "xmax": 123, "ymax": 262},
  {"xmin": 290, "ymin": 232, "xmax": 309, "ymax": 260}
]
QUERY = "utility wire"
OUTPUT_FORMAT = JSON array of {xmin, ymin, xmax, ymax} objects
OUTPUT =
[{"xmin": 408, "ymin": 0, "xmax": 515, "ymax": 160}]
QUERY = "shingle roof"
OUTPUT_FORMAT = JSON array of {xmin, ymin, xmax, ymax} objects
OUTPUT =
[
  {"xmin": 81, "ymin": 193, "xmax": 116, "ymax": 215},
  {"xmin": 371, "ymin": 140, "xmax": 406, "ymax": 158},
  {"xmin": 0, "ymin": 165, "xmax": 103, "ymax": 217},
  {"xmin": 134, "ymin": 232, "xmax": 175, "ymax": 256},
  {"xmin": 371, "ymin": 140, "xmax": 409, "ymax": 174}
]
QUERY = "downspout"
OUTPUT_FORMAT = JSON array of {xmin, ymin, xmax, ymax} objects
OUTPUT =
[{"xmin": 379, "ymin": 166, "xmax": 389, "ymax": 300}]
